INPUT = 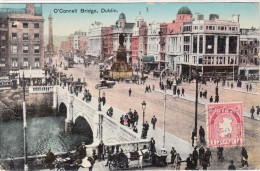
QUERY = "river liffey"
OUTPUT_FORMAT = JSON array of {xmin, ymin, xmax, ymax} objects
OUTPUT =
[{"xmin": 0, "ymin": 116, "xmax": 93, "ymax": 159}]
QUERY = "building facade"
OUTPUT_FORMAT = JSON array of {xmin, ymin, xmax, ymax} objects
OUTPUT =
[
  {"xmin": 0, "ymin": 10, "xmax": 9, "ymax": 76},
  {"xmin": 7, "ymin": 4, "xmax": 44, "ymax": 73},
  {"xmin": 73, "ymin": 31, "xmax": 87, "ymax": 56},
  {"xmin": 131, "ymin": 12, "xmax": 145, "ymax": 66},
  {"xmin": 239, "ymin": 28, "xmax": 260, "ymax": 80},
  {"xmin": 146, "ymin": 21, "xmax": 161, "ymax": 70},
  {"xmin": 178, "ymin": 13, "xmax": 240, "ymax": 79},
  {"xmin": 87, "ymin": 21, "xmax": 103, "ymax": 59},
  {"xmin": 166, "ymin": 7, "xmax": 193, "ymax": 73}
]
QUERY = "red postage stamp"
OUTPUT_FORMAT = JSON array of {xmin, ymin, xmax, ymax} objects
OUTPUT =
[{"xmin": 207, "ymin": 102, "xmax": 244, "ymax": 148}]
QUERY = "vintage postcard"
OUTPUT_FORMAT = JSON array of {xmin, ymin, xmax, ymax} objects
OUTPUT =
[{"xmin": 0, "ymin": 0, "xmax": 259, "ymax": 170}]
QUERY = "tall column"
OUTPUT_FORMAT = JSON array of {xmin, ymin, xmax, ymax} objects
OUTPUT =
[
  {"xmin": 225, "ymin": 36, "xmax": 229, "ymax": 55},
  {"xmin": 52, "ymin": 86, "xmax": 57, "ymax": 109},
  {"xmin": 65, "ymin": 95, "xmax": 74, "ymax": 133},
  {"xmin": 214, "ymin": 35, "xmax": 218, "ymax": 55},
  {"xmin": 203, "ymin": 35, "xmax": 206, "ymax": 54}
]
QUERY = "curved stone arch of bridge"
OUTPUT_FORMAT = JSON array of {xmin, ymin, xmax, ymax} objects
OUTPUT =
[
  {"xmin": 73, "ymin": 112, "xmax": 94, "ymax": 131},
  {"xmin": 58, "ymin": 101, "xmax": 68, "ymax": 114}
]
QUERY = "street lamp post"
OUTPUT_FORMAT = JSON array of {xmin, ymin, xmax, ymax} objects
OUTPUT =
[
  {"xmin": 98, "ymin": 88, "xmax": 101, "ymax": 111},
  {"xmin": 194, "ymin": 64, "xmax": 199, "ymax": 146},
  {"xmin": 22, "ymin": 73, "xmax": 28, "ymax": 171},
  {"xmin": 141, "ymin": 101, "xmax": 146, "ymax": 125}
]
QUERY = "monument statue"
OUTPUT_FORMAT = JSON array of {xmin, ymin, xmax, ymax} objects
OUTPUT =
[{"xmin": 110, "ymin": 33, "xmax": 132, "ymax": 78}]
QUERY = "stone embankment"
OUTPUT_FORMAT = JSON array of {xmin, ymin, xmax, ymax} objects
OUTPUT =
[{"xmin": 0, "ymin": 88, "xmax": 54, "ymax": 121}]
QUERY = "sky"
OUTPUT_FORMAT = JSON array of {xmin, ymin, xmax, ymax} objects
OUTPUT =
[{"xmin": 1, "ymin": 2, "xmax": 259, "ymax": 36}]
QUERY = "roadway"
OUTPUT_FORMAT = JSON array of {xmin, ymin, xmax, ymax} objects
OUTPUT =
[{"xmin": 53, "ymin": 55, "xmax": 260, "ymax": 170}]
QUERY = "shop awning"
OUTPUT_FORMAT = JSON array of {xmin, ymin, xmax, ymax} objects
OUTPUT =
[{"xmin": 142, "ymin": 55, "xmax": 156, "ymax": 63}]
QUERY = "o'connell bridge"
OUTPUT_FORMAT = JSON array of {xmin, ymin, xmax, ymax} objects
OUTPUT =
[{"xmin": 30, "ymin": 85, "xmax": 149, "ymax": 154}]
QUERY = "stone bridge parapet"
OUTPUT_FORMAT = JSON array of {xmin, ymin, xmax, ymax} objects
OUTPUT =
[{"xmin": 53, "ymin": 86, "xmax": 143, "ymax": 145}]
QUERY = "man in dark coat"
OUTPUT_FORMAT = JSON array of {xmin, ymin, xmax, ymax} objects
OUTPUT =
[
  {"xmin": 199, "ymin": 126, "xmax": 205, "ymax": 144},
  {"xmin": 209, "ymin": 96, "xmax": 213, "ymax": 103},
  {"xmin": 78, "ymin": 142, "xmax": 87, "ymax": 159},
  {"xmin": 191, "ymin": 129, "xmax": 196, "ymax": 147},
  {"xmin": 129, "ymin": 88, "xmax": 132, "ymax": 97},
  {"xmin": 201, "ymin": 154, "xmax": 208, "ymax": 170},
  {"xmin": 170, "ymin": 147, "xmax": 177, "ymax": 164},
  {"xmin": 186, "ymin": 154, "xmax": 194, "ymax": 170},
  {"xmin": 150, "ymin": 137, "xmax": 156, "ymax": 153},
  {"xmin": 228, "ymin": 160, "xmax": 236, "ymax": 170},
  {"xmin": 192, "ymin": 148, "xmax": 199, "ymax": 168},
  {"xmin": 181, "ymin": 87, "xmax": 185, "ymax": 96},
  {"xmin": 98, "ymin": 141, "xmax": 105, "ymax": 161},
  {"xmin": 151, "ymin": 115, "xmax": 157, "ymax": 130},
  {"xmin": 199, "ymin": 146, "xmax": 205, "ymax": 166},
  {"xmin": 205, "ymin": 148, "xmax": 212, "ymax": 166},
  {"xmin": 250, "ymin": 106, "xmax": 255, "ymax": 119},
  {"xmin": 241, "ymin": 147, "xmax": 248, "ymax": 167}
]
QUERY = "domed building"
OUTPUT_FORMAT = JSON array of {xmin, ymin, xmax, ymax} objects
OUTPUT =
[{"xmin": 176, "ymin": 6, "xmax": 192, "ymax": 23}]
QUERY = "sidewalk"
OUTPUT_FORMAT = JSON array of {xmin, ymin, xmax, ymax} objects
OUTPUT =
[
  {"xmin": 223, "ymin": 86, "xmax": 259, "ymax": 95},
  {"xmin": 155, "ymin": 88, "xmax": 260, "ymax": 121}
]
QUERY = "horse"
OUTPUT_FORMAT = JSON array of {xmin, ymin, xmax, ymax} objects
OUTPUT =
[{"xmin": 126, "ymin": 148, "xmax": 150, "ymax": 169}]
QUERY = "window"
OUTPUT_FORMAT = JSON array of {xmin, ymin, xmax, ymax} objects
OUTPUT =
[
  {"xmin": 12, "ymin": 59, "xmax": 18, "ymax": 67},
  {"xmin": 23, "ymin": 45, "xmax": 29, "ymax": 53},
  {"xmin": 206, "ymin": 26, "xmax": 209, "ymax": 30},
  {"xmin": 34, "ymin": 45, "xmax": 40, "ymax": 53},
  {"xmin": 34, "ymin": 33, "xmax": 40, "ymax": 40},
  {"xmin": 12, "ymin": 33, "xmax": 17, "ymax": 40},
  {"xmin": 217, "ymin": 36, "xmax": 226, "ymax": 54},
  {"xmin": 229, "ymin": 36, "xmax": 237, "ymax": 54},
  {"xmin": 193, "ymin": 35, "xmax": 197, "ymax": 53},
  {"xmin": 205, "ymin": 35, "xmax": 214, "ymax": 54},
  {"xmin": 209, "ymin": 26, "xmax": 213, "ymax": 30},
  {"xmin": 23, "ymin": 58, "xmax": 29, "ymax": 67},
  {"xmin": 221, "ymin": 26, "xmax": 225, "ymax": 30},
  {"xmin": 23, "ymin": 23, "xmax": 28, "ymax": 28},
  {"xmin": 34, "ymin": 23, "xmax": 39, "ymax": 28},
  {"xmin": 11, "ymin": 45, "xmax": 17, "ymax": 53},
  {"xmin": 23, "ymin": 33, "xmax": 29, "ymax": 40},
  {"xmin": 184, "ymin": 36, "xmax": 190, "ymax": 43},
  {"xmin": 199, "ymin": 36, "xmax": 203, "ymax": 53},
  {"xmin": 200, "ymin": 26, "xmax": 203, "ymax": 30}
]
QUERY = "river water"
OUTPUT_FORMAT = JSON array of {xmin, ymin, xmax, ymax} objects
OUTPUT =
[{"xmin": 0, "ymin": 116, "xmax": 93, "ymax": 159}]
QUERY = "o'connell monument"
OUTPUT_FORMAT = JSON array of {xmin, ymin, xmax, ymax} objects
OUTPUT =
[{"xmin": 110, "ymin": 33, "xmax": 133, "ymax": 79}]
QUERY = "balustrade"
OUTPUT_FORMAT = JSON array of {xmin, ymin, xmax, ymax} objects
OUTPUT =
[{"xmin": 29, "ymin": 86, "xmax": 54, "ymax": 93}]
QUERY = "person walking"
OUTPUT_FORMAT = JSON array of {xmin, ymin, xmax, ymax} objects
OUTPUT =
[
  {"xmin": 129, "ymin": 88, "xmax": 132, "ymax": 97},
  {"xmin": 199, "ymin": 126, "xmax": 205, "ymax": 144},
  {"xmin": 170, "ymin": 147, "xmax": 177, "ymax": 165},
  {"xmin": 249, "ymin": 84, "xmax": 252, "ymax": 91},
  {"xmin": 151, "ymin": 115, "xmax": 157, "ymax": 130},
  {"xmin": 98, "ymin": 141, "xmax": 105, "ymax": 161},
  {"xmin": 199, "ymin": 146, "xmax": 205, "ymax": 166},
  {"xmin": 241, "ymin": 147, "xmax": 249, "ymax": 167},
  {"xmin": 201, "ymin": 154, "xmax": 208, "ymax": 170},
  {"xmin": 133, "ymin": 110, "xmax": 139, "ymax": 125},
  {"xmin": 177, "ymin": 88, "xmax": 180, "ymax": 97},
  {"xmin": 150, "ymin": 137, "xmax": 156, "ymax": 153},
  {"xmin": 101, "ymin": 96, "xmax": 106, "ymax": 106},
  {"xmin": 186, "ymin": 154, "xmax": 194, "ymax": 170},
  {"xmin": 181, "ymin": 87, "xmax": 185, "ymax": 96},
  {"xmin": 256, "ymin": 105, "xmax": 260, "ymax": 115},
  {"xmin": 205, "ymin": 148, "xmax": 212, "ymax": 166},
  {"xmin": 175, "ymin": 153, "xmax": 182, "ymax": 170},
  {"xmin": 250, "ymin": 106, "xmax": 255, "ymax": 119},
  {"xmin": 192, "ymin": 148, "xmax": 199, "ymax": 168},
  {"xmin": 78, "ymin": 142, "xmax": 87, "ymax": 159},
  {"xmin": 209, "ymin": 96, "xmax": 213, "ymax": 103},
  {"xmin": 228, "ymin": 160, "xmax": 236, "ymax": 170},
  {"xmin": 191, "ymin": 129, "xmax": 196, "ymax": 147}
]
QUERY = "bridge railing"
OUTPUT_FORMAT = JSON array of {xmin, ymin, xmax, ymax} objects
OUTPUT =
[
  {"xmin": 85, "ymin": 139, "xmax": 150, "ymax": 156},
  {"xmin": 29, "ymin": 86, "xmax": 54, "ymax": 94}
]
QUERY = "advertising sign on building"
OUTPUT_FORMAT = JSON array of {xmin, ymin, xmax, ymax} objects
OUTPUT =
[{"xmin": 207, "ymin": 102, "xmax": 244, "ymax": 148}]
